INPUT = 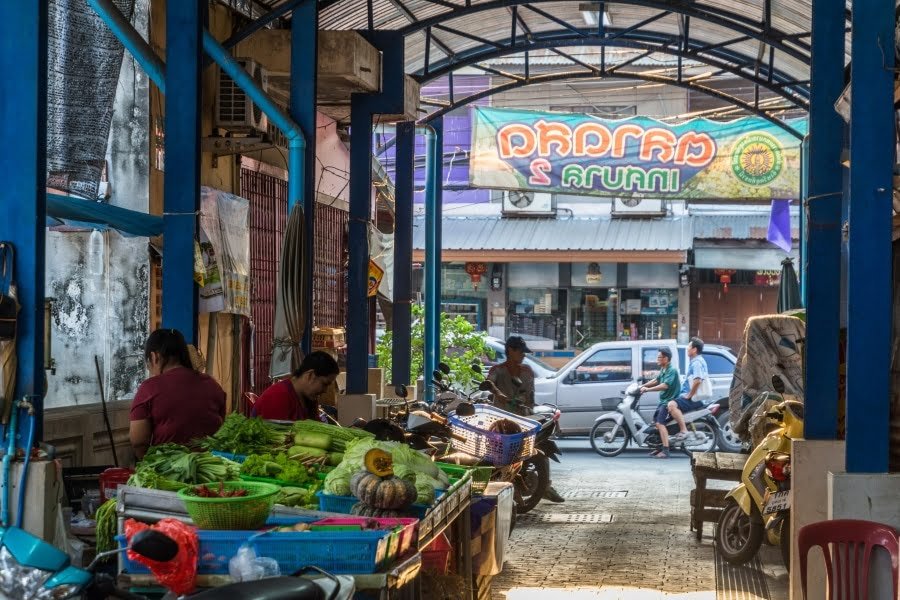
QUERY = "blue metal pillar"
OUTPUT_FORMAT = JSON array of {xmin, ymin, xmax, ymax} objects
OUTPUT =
[
  {"xmin": 802, "ymin": 0, "xmax": 844, "ymax": 440},
  {"xmin": 846, "ymin": 0, "xmax": 895, "ymax": 472},
  {"xmin": 0, "ymin": 3, "xmax": 47, "ymax": 441},
  {"xmin": 291, "ymin": 1, "xmax": 317, "ymax": 355},
  {"xmin": 163, "ymin": 1, "xmax": 204, "ymax": 342},
  {"xmin": 346, "ymin": 32, "xmax": 406, "ymax": 394},
  {"xmin": 424, "ymin": 119, "xmax": 444, "ymax": 402},
  {"xmin": 392, "ymin": 122, "xmax": 415, "ymax": 386}
]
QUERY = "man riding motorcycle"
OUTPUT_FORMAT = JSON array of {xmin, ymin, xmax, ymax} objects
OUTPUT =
[{"xmin": 485, "ymin": 335, "xmax": 565, "ymax": 504}]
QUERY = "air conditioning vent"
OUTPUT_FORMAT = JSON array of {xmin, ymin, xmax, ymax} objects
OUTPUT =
[
  {"xmin": 501, "ymin": 191, "xmax": 555, "ymax": 216},
  {"xmin": 216, "ymin": 58, "xmax": 268, "ymax": 133}
]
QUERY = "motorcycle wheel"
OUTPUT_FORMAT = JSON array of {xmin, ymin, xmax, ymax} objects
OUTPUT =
[
  {"xmin": 589, "ymin": 417, "xmax": 630, "ymax": 457},
  {"xmin": 514, "ymin": 454, "xmax": 550, "ymax": 514},
  {"xmin": 681, "ymin": 418, "xmax": 719, "ymax": 458},
  {"xmin": 779, "ymin": 514, "xmax": 791, "ymax": 572},
  {"xmin": 715, "ymin": 499, "xmax": 764, "ymax": 565}
]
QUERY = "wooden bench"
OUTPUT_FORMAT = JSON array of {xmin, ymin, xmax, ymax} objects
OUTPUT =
[{"xmin": 690, "ymin": 451, "xmax": 749, "ymax": 541}]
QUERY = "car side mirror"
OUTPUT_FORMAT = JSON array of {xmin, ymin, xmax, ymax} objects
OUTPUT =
[{"xmin": 563, "ymin": 372, "xmax": 575, "ymax": 384}]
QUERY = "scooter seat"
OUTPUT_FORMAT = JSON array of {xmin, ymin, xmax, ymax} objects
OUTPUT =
[{"xmin": 188, "ymin": 577, "xmax": 324, "ymax": 600}]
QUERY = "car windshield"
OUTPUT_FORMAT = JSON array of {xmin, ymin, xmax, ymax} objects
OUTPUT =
[{"xmin": 527, "ymin": 355, "xmax": 556, "ymax": 375}]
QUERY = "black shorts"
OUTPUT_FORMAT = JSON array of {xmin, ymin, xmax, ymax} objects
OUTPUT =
[
  {"xmin": 674, "ymin": 397, "xmax": 705, "ymax": 413},
  {"xmin": 653, "ymin": 404, "xmax": 670, "ymax": 425}
]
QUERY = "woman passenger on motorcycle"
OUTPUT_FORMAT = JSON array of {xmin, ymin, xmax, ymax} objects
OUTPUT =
[{"xmin": 639, "ymin": 347, "xmax": 681, "ymax": 459}]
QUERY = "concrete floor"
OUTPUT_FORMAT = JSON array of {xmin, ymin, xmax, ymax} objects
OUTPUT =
[{"xmin": 491, "ymin": 440, "xmax": 789, "ymax": 600}]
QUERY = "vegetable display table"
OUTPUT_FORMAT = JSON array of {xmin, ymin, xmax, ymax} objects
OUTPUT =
[{"xmin": 690, "ymin": 451, "xmax": 748, "ymax": 541}]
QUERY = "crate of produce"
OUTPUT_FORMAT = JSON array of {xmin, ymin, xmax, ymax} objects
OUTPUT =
[
  {"xmin": 312, "ymin": 517, "xmax": 418, "ymax": 558},
  {"xmin": 437, "ymin": 463, "xmax": 493, "ymax": 495},
  {"xmin": 447, "ymin": 405, "xmax": 539, "ymax": 465},
  {"xmin": 317, "ymin": 491, "xmax": 443, "ymax": 519},
  {"xmin": 177, "ymin": 481, "xmax": 279, "ymax": 530},
  {"xmin": 117, "ymin": 522, "xmax": 393, "ymax": 575}
]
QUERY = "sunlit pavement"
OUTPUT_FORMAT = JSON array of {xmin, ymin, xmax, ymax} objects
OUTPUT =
[{"xmin": 491, "ymin": 440, "xmax": 788, "ymax": 600}]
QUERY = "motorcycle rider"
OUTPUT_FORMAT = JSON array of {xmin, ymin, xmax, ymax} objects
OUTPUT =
[
  {"xmin": 486, "ymin": 336, "xmax": 565, "ymax": 503},
  {"xmin": 668, "ymin": 337, "xmax": 709, "ymax": 442},
  {"xmin": 639, "ymin": 347, "xmax": 681, "ymax": 459}
]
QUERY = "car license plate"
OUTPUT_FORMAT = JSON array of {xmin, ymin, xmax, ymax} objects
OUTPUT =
[{"xmin": 764, "ymin": 490, "xmax": 791, "ymax": 515}]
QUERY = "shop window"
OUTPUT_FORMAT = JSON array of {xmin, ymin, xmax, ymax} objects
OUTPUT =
[
  {"xmin": 574, "ymin": 348, "xmax": 632, "ymax": 383},
  {"xmin": 641, "ymin": 347, "xmax": 662, "ymax": 381},
  {"xmin": 704, "ymin": 353, "xmax": 735, "ymax": 375}
]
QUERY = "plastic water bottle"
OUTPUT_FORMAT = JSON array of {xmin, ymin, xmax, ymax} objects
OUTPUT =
[{"xmin": 88, "ymin": 229, "xmax": 104, "ymax": 276}]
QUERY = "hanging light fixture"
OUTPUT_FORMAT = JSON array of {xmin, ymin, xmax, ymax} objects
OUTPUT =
[{"xmin": 714, "ymin": 269, "xmax": 737, "ymax": 294}]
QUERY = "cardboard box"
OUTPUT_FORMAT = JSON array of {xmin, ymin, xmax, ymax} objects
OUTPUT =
[
  {"xmin": 336, "ymin": 393, "xmax": 376, "ymax": 426},
  {"xmin": 368, "ymin": 367, "xmax": 385, "ymax": 399},
  {"xmin": 312, "ymin": 327, "xmax": 346, "ymax": 349}
]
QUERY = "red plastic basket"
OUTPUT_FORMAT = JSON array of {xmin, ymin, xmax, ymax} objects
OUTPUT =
[
  {"xmin": 421, "ymin": 533, "xmax": 452, "ymax": 575},
  {"xmin": 99, "ymin": 468, "xmax": 134, "ymax": 503}
]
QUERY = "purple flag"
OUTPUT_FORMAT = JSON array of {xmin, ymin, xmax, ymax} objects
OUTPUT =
[{"xmin": 767, "ymin": 199, "xmax": 792, "ymax": 253}]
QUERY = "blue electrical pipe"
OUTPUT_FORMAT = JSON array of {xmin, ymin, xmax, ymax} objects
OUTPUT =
[
  {"xmin": 14, "ymin": 402, "xmax": 35, "ymax": 528},
  {"xmin": 1, "ymin": 405, "xmax": 19, "ymax": 528},
  {"xmin": 89, "ymin": 0, "xmax": 307, "ymax": 211},
  {"xmin": 423, "ymin": 124, "xmax": 442, "ymax": 403}
]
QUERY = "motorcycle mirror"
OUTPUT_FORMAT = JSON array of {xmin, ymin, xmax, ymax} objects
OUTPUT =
[
  {"xmin": 432, "ymin": 370, "xmax": 443, "ymax": 381},
  {"xmin": 771, "ymin": 375, "xmax": 785, "ymax": 394},
  {"xmin": 456, "ymin": 402, "xmax": 476, "ymax": 417},
  {"xmin": 471, "ymin": 362, "xmax": 483, "ymax": 375},
  {"xmin": 130, "ymin": 530, "xmax": 179, "ymax": 563},
  {"xmin": 394, "ymin": 384, "xmax": 408, "ymax": 398},
  {"xmin": 478, "ymin": 380, "xmax": 493, "ymax": 392},
  {"xmin": 438, "ymin": 362, "xmax": 451, "ymax": 375}
]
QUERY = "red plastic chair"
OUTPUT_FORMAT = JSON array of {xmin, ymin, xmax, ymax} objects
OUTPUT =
[{"xmin": 798, "ymin": 519, "xmax": 900, "ymax": 599}]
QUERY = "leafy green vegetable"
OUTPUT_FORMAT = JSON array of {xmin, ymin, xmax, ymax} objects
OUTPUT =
[
  {"xmin": 199, "ymin": 413, "xmax": 289, "ymax": 455},
  {"xmin": 415, "ymin": 481, "xmax": 435, "ymax": 505},
  {"xmin": 241, "ymin": 452, "xmax": 315, "ymax": 485},
  {"xmin": 95, "ymin": 500, "xmax": 118, "ymax": 554},
  {"xmin": 323, "ymin": 464, "xmax": 353, "ymax": 496},
  {"xmin": 277, "ymin": 486, "xmax": 318, "ymax": 508},
  {"xmin": 340, "ymin": 438, "xmax": 447, "ymax": 482},
  {"xmin": 136, "ymin": 444, "xmax": 240, "ymax": 484}
]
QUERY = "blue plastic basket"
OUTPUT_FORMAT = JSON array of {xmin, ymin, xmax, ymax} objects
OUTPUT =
[
  {"xmin": 448, "ymin": 404, "xmax": 539, "ymax": 465},
  {"xmin": 210, "ymin": 451, "xmax": 247, "ymax": 463},
  {"xmin": 116, "ymin": 517, "xmax": 392, "ymax": 575},
  {"xmin": 317, "ymin": 491, "xmax": 443, "ymax": 518}
]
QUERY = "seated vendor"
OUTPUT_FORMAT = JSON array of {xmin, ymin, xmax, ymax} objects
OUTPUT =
[
  {"xmin": 129, "ymin": 329, "xmax": 226, "ymax": 459},
  {"xmin": 253, "ymin": 351, "xmax": 339, "ymax": 422}
]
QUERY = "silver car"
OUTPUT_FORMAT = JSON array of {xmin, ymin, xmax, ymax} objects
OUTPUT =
[{"xmin": 534, "ymin": 340, "xmax": 740, "ymax": 451}]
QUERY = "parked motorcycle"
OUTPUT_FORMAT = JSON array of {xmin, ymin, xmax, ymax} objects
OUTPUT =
[
  {"xmin": 715, "ymin": 378, "xmax": 803, "ymax": 571},
  {"xmin": 589, "ymin": 382, "xmax": 721, "ymax": 457}
]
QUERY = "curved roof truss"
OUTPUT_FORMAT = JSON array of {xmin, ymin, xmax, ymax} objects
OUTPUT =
[{"xmin": 418, "ymin": 68, "xmax": 805, "ymax": 138}]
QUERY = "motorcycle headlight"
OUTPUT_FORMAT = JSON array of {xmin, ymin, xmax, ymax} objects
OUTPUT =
[{"xmin": 35, "ymin": 583, "xmax": 82, "ymax": 599}]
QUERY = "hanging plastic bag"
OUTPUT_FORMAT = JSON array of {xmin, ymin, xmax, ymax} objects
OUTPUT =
[
  {"xmin": 125, "ymin": 518, "xmax": 198, "ymax": 596},
  {"xmin": 228, "ymin": 544, "xmax": 281, "ymax": 582}
]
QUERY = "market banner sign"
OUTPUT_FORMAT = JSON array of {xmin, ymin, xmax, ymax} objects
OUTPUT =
[{"xmin": 470, "ymin": 107, "xmax": 807, "ymax": 200}]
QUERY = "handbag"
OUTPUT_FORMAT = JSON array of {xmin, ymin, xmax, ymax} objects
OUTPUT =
[
  {"xmin": 0, "ymin": 243, "xmax": 18, "ymax": 341},
  {"xmin": 695, "ymin": 375, "xmax": 714, "ymax": 401}
]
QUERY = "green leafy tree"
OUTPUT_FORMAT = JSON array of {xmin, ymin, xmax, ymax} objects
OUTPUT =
[{"xmin": 376, "ymin": 304, "xmax": 495, "ymax": 390}]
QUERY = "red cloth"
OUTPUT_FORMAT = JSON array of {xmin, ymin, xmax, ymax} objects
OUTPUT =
[
  {"xmin": 253, "ymin": 378, "xmax": 318, "ymax": 421},
  {"xmin": 130, "ymin": 367, "xmax": 226, "ymax": 445}
]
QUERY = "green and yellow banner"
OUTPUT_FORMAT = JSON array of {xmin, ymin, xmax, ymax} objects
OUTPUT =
[{"xmin": 470, "ymin": 107, "xmax": 807, "ymax": 200}]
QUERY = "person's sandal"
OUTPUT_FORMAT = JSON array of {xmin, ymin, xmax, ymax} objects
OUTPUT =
[
  {"xmin": 648, "ymin": 449, "xmax": 662, "ymax": 457},
  {"xmin": 653, "ymin": 448, "xmax": 670, "ymax": 458}
]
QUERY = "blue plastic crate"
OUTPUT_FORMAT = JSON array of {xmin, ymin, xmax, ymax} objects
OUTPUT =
[
  {"xmin": 448, "ymin": 404, "xmax": 539, "ymax": 465},
  {"xmin": 116, "ymin": 517, "xmax": 392, "ymax": 575},
  {"xmin": 210, "ymin": 450, "xmax": 246, "ymax": 463},
  {"xmin": 317, "ymin": 491, "xmax": 443, "ymax": 518}
]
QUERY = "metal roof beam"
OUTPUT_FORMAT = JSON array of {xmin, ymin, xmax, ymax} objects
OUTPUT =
[
  {"xmin": 386, "ymin": 0, "xmax": 457, "ymax": 59},
  {"xmin": 522, "ymin": 4, "xmax": 590, "ymax": 38},
  {"xmin": 550, "ymin": 47, "xmax": 602, "ymax": 74},
  {"xmin": 433, "ymin": 23, "xmax": 507, "ymax": 49},
  {"xmin": 419, "ymin": 69, "xmax": 804, "ymax": 139}
]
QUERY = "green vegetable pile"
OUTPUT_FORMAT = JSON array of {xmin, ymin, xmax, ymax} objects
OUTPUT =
[
  {"xmin": 324, "ymin": 439, "xmax": 450, "ymax": 504},
  {"xmin": 240, "ymin": 452, "xmax": 319, "ymax": 485},
  {"xmin": 95, "ymin": 499, "xmax": 117, "ymax": 554},
  {"xmin": 130, "ymin": 444, "xmax": 240, "ymax": 486},
  {"xmin": 199, "ymin": 413, "xmax": 291, "ymax": 455},
  {"xmin": 276, "ymin": 486, "xmax": 319, "ymax": 509},
  {"xmin": 290, "ymin": 420, "xmax": 374, "ymax": 453}
]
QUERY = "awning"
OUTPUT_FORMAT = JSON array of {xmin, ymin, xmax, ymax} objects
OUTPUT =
[
  {"xmin": 694, "ymin": 247, "xmax": 799, "ymax": 271},
  {"xmin": 47, "ymin": 193, "xmax": 163, "ymax": 237}
]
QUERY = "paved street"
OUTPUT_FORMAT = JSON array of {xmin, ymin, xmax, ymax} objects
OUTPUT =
[{"xmin": 491, "ymin": 440, "xmax": 789, "ymax": 600}]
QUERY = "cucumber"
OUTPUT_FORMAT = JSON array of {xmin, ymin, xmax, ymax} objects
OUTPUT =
[
  {"xmin": 293, "ymin": 431, "xmax": 332, "ymax": 450},
  {"xmin": 327, "ymin": 452, "xmax": 344, "ymax": 466},
  {"xmin": 288, "ymin": 445, "xmax": 328, "ymax": 458}
]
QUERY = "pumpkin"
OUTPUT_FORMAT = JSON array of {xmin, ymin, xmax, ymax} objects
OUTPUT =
[
  {"xmin": 364, "ymin": 448, "xmax": 394, "ymax": 476},
  {"xmin": 350, "ymin": 502, "xmax": 406, "ymax": 518},
  {"xmin": 489, "ymin": 418, "xmax": 522, "ymax": 434},
  {"xmin": 351, "ymin": 470, "xmax": 417, "ymax": 510}
]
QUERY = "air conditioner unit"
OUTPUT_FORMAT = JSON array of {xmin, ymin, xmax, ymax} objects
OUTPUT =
[
  {"xmin": 216, "ymin": 59, "xmax": 269, "ymax": 133},
  {"xmin": 611, "ymin": 197, "xmax": 666, "ymax": 217},
  {"xmin": 501, "ymin": 190, "xmax": 555, "ymax": 215}
]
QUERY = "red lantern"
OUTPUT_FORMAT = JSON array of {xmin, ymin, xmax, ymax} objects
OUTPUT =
[
  {"xmin": 465, "ymin": 262, "xmax": 488, "ymax": 289},
  {"xmin": 714, "ymin": 269, "xmax": 736, "ymax": 294}
]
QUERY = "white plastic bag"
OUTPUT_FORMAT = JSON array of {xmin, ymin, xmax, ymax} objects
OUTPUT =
[{"xmin": 228, "ymin": 545, "xmax": 281, "ymax": 582}]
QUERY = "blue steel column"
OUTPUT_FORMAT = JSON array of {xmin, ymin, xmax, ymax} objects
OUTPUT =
[
  {"xmin": 424, "ymin": 119, "xmax": 444, "ymax": 402},
  {"xmin": 291, "ymin": 2, "xmax": 317, "ymax": 354},
  {"xmin": 392, "ymin": 122, "xmax": 415, "ymax": 386},
  {"xmin": 0, "ymin": 3, "xmax": 47, "ymax": 440},
  {"xmin": 802, "ymin": 0, "xmax": 843, "ymax": 440},
  {"xmin": 846, "ymin": 0, "xmax": 895, "ymax": 472},
  {"xmin": 163, "ymin": 2, "xmax": 204, "ymax": 342}
]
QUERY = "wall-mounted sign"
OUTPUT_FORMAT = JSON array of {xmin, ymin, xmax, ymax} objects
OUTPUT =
[
  {"xmin": 367, "ymin": 260, "xmax": 384, "ymax": 298},
  {"xmin": 470, "ymin": 107, "xmax": 806, "ymax": 201}
]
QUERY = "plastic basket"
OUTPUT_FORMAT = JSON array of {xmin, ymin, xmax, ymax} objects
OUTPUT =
[
  {"xmin": 177, "ymin": 481, "xmax": 279, "ymax": 530},
  {"xmin": 210, "ymin": 451, "xmax": 247, "ymax": 463},
  {"xmin": 312, "ymin": 517, "xmax": 418, "ymax": 559},
  {"xmin": 447, "ymin": 405, "xmax": 539, "ymax": 465},
  {"xmin": 117, "ymin": 522, "xmax": 392, "ymax": 575},
  {"xmin": 437, "ymin": 463, "xmax": 492, "ymax": 495},
  {"xmin": 317, "ymin": 491, "xmax": 443, "ymax": 518},
  {"xmin": 420, "ymin": 533, "xmax": 451, "ymax": 574}
]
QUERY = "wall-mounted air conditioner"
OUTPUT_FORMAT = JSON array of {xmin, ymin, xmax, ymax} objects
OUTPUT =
[
  {"xmin": 216, "ymin": 58, "xmax": 269, "ymax": 133},
  {"xmin": 501, "ymin": 191, "xmax": 555, "ymax": 216},
  {"xmin": 611, "ymin": 197, "xmax": 667, "ymax": 217}
]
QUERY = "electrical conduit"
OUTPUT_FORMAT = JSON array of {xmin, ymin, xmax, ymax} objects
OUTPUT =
[
  {"xmin": 1, "ymin": 405, "xmax": 18, "ymax": 527},
  {"xmin": 14, "ymin": 401, "xmax": 35, "ymax": 528}
]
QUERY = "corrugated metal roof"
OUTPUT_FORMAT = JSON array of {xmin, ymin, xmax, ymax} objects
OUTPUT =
[
  {"xmin": 692, "ymin": 214, "xmax": 799, "ymax": 240},
  {"xmin": 412, "ymin": 215, "xmax": 692, "ymax": 251}
]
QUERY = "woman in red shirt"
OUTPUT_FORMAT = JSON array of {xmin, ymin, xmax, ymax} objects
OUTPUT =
[
  {"xmin": 253, "ymin": 351, "xmax": 339, "ymax": 421},
  {"xmin": 129, "ymin": 329, "xmax": 226, "ymax": 459}
]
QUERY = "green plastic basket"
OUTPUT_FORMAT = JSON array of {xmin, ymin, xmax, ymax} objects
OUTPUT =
[{"xmin": 177, "ymin": 481, "xmax": 279, "ymax": 530}]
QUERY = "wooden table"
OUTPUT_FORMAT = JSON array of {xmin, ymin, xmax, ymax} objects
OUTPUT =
[{"xmin": 690, "ymin": 452, "xmax": 748, "ymax": 541}]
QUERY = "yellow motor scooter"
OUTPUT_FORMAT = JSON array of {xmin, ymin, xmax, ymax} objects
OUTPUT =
[{"xmin": 714, "ymin": 382, "xmax": 804, "ymax": 571}]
